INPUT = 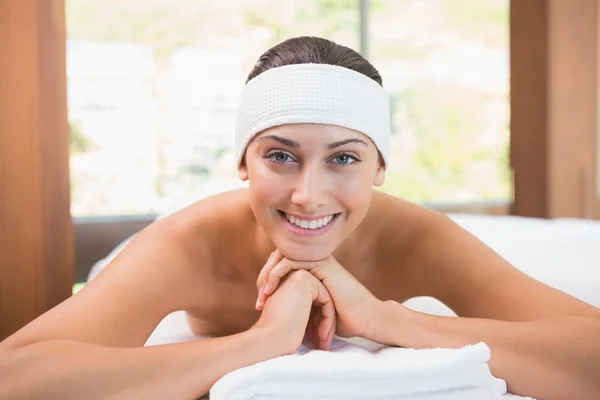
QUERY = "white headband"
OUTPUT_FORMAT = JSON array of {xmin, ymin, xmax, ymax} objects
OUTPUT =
[{"xmin": 235, "ymin": 63, "xmax": 390, "ymax": 167}]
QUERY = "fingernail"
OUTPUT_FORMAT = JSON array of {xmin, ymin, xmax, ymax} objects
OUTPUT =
[
  {"xmin": 258, "ymin": 287, "xmax": 264, "ymax": 298},
  {"xmin": 255, "ymin": 297, "xmax": 261, "ymax": 310},
  {"xmin": 264, "ymin": 282, "xmax": 274, "ymax": 295},
  {"xmin": 256, "ymin": 297, "xmax": 265, "ymax": 309}
]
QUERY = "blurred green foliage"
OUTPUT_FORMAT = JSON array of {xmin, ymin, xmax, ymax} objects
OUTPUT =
[
  {"xmin": 443, "ymin": 0, "xmax": 508, "ymax": 46},
  {"xmin": 69, "ymin": 120, "xmax": 94, "ymax": 154}
]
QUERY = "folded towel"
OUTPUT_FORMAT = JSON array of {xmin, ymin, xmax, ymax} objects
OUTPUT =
[{"xmin": 210, "ymin": 339, "xmax": 508, "ymax": 399}]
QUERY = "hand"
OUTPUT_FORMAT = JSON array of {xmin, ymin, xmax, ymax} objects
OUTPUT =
[
  {"xmin": 256, "ymin": 250, "xmax": 382, "ymax": 339},
  {"xmin": 251, "ymin": 270, "xmax": 336, "ymax": 356}
]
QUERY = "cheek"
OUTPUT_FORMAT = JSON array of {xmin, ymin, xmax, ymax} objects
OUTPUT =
[
  {"xmin": 248, "ymin": 163, "xmax": 288, "ymax": 208},
  {"xmin": 332, "ymin": 171, "xmax": 374, "ymax": 206}
]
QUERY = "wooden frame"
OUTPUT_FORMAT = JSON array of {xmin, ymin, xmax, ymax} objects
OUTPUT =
[{"xmin": 0, "ymin": 0, "xmax": 73, "ymax": 340}]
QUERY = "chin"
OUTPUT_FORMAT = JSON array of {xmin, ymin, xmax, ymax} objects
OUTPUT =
[{"xmin": 278, "ymin": 243, "xmax": 334, "ymax": 262}]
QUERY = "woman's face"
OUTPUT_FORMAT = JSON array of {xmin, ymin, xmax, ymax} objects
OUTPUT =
[{"xmin": 239, "ymin": 124, "xmax": 385, "ymax": 261}]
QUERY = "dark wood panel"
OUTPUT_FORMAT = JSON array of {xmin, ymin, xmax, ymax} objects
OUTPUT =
[
  {"xmin": 0, "ymin": 0, "xmax": 73, "ymax": 340},
  {"xmin": 510, "ymin": 0, "xmax": 599, "ymax": 218},
  {"xmin": 510, "ymin": 0, "xmax": 549, "ymax": 218},
  {"xmin": 74, "ymin": 216, "xmax": 155, "ymax": 283}
]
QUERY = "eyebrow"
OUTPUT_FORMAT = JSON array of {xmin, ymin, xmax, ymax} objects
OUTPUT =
[
  {"xmin": 327, "ymin": 139, "xmax": 369, "ymax": 149},
  {"xmin": 258, "ymin": 135, "xmax": 299, "ymax": 148},
  {"xmin": 257, "ymin": 135, "xmax": 368, "ymax": 150}
]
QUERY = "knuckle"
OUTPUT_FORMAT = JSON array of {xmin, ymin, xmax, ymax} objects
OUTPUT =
[
  {"xmin": 290, "ymin": 269, "xmax": 312, "ymax": 283},
  {"xmin": 266, "ymin": 266, "xmax": 279, "ymax": 278},
  {"xmin": 295, "ymin": 269, "xmax": 312, "ymax": 279},
  {"xmin": 271, "ymin": 261, "xmax": 290, "ymax": 277}
]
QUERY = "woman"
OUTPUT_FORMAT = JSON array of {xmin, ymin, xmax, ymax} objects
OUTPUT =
[{"xmin": 1, "ymin": 36, "xmax": 599, "ymax": 400}]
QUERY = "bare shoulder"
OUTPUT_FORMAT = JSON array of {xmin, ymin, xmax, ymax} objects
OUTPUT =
[
  {"xmin": 160, "ymin": 188, "xmax": 255, "ymax": 257},
  {"xmin": 366, "ymin": 190, "xmax": 442, "ymax": 245},
  {"xmin": 155, "ymin": 188, "xmax": 259, "ymax": 301},
  {"xmin": 150, "ymin": 187, "xmax": 255, "ymax": 282},
  {"xmin": 159, "ymin": 188, "xmax": 252, "ymax": 230},
  {"xmin": 1, "ymin": 189, "xmax": 254, "ymax": 351},
  {"xmin": 367, "ymin": 192, "xmax": 600, "ymax": 321},
  {"xmin": 352, "ymin": 191, "xmax": 445, "ymax": 301}
]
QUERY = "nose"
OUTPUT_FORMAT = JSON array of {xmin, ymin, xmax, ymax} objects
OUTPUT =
[{"xmin": 290, "ymin": 163, "xmax": 328, "ymax": 211}]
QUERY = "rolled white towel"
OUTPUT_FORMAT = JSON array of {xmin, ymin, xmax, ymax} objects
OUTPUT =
[{"xmin": 210, "ymin": 340, "xmax": 507, "ymax": 400}]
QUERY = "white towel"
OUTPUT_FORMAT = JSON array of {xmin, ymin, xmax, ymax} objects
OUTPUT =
[{"xmin": 210, "ymin": 339, "xmax": 509, "ymax": 400}]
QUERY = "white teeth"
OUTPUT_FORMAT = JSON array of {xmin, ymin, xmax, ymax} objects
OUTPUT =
[{"xmin": 284, "ymin": 213, "xmax": 337, "ymax": 230}]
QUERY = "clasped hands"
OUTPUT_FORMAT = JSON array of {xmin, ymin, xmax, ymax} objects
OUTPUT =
[{"xmin": 251, "ymin": 249, "xmax": 384, "ymax": 356}]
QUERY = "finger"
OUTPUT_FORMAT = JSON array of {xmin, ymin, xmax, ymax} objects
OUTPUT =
[
  {"xmin": 256, "ymin": 249, "xmax": 282, "ymax": 291},
  {"xmin": 256, "ymin": 250, "xmax": 285, "ymax": 310},
  {"xmin": 304, "ymin": 307, "xmax": 315, "ymax": 346},
  {"xmin": 318, "ymin": 304, "xmax": 335, "ymax": 351},
  {"xmin": 305, "ymin": 308, "xmax": 316, "ymax": 349},
  {"xmin": 327, "ymin": 315, "xmax": 337, "ymax": 350},
  {"xmin": 263, "ymin": 259, "xmax": 315, "ymax": 297},
  {"xmin": 311, "ymin": 309, "xmax": 322, "ymax": 350},
  {"xmin": 311, "ymin": 278, "xmax": 336, "ymax": 351}
]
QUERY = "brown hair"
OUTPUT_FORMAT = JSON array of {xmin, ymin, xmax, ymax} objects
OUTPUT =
[{"xmin": 246, "ymin": 36, "xmax": 382, "ymax": 86}]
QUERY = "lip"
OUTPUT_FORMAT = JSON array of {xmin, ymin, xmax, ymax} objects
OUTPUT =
[
  {"xmin": 278, "ymin": 210, "xmax": 340, "ymax": 237},
  {"xmin": 282, "ymin": 212, "xmax": 336, "ymax": 222}
]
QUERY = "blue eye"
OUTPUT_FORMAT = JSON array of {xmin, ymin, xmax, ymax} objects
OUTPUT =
[
  {"xmin": 266, "ymin": 151, "xmax": 294, "ymax": 164},
  {"xmin": 332, "ymin": 154, "xmax": 358, "ymax": 165}
]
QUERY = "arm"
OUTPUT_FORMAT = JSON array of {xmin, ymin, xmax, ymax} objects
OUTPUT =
[
  {"xmin": 375, "ymin": 211, "xmax": 600, "ymax": 400},
  {"xmin": 0, "ymin": 329, "xmax": 278, "ymax": 400},
  {"xmin": 372, "ymin": 301, "xmax": 600, "ymax": 400},
  {"xmin": 0, "ymin": 216, "xmax": 246, "ymax": 399},
  {"xmin": 0, "ymin": 213, "xmax": 335, "ymax": 399}
]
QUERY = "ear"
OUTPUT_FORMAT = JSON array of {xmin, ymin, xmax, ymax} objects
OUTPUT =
[
  {"xmin": 373, "ymin": 163, "xmax": 385, "ymax": 187},
  {"xmin": 238, "ymin": 156, "xmax": 249, "ymax": 181}
]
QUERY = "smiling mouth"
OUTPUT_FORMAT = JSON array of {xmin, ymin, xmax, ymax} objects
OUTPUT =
[{"xmin": 277, "ymin": 210, "xmax": 341, "ymax": 230}]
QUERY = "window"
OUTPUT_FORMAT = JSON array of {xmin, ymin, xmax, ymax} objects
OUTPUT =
[
  {"xmin": 67, "ymin": 0, "xmax": 509, "ymax": 217},
  {"xmin": 373, "ymin": 0, "xmax": 510, "ymax": 204},
  {"xmin": 67, "ymin": 0, "xmax": 359, "ymax": 216}
]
